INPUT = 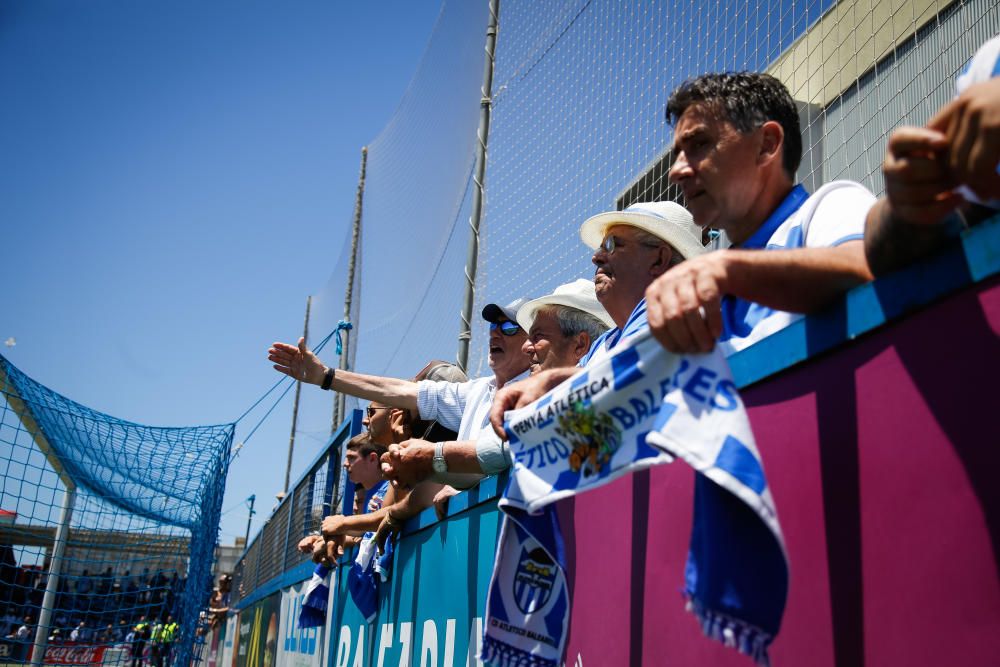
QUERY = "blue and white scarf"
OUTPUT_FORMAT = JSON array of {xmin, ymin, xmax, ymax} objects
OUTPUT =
[
  {"xmin": 347, "ymin": 530, "xmax": 395, "ymax": 623},
  {"xmin": 298, "ymin": 563, "xmax": 331, "ymax": 629},
  {"xmin": 481, "ymin": 330, "xmax": 788, "ymax": 667}
]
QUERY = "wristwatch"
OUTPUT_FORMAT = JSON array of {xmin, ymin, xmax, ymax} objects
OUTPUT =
[{"xmin": 432, "ymin": 442, "xmax": 448, "ymax": 474}]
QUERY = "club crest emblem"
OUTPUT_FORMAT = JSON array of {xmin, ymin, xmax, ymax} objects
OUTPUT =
[
  {"xmin": 555, "ymin": 401, "xmax": 622, "ymax": 477},
  {"xmin": 513, "ymin": 547, "xmax": 557, "ymax": 614}
]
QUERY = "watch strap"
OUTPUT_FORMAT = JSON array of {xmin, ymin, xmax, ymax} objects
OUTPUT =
[
  {"xmin": 433, "ymin": 441, "xmax": 447, "ymax": 473},
  {"xmin": 320, "ymin": 366, "xmax": 335, "ymax": 390}
]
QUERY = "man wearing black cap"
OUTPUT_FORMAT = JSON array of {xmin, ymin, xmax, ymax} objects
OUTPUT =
[{"xmin": 268, "ymin": 298, "xmax": 530, "ymax": 448}]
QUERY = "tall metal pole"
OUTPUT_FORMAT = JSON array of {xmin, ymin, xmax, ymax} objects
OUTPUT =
[
  {"xmin": 283, "ymin": 296, "xmax": 311, "ymax": 495},
  {"xmin": 335, "ymin": 146, "xmax": 367, "ymax": 431},
  {"xmin": 31, "ymin": 485, "xmax": 76, "ymax": 667},
  {"xmin": 244, "ymin": 494, "xmax": 256, "ymax": 546},
  {"xmin": 457, "ymin": 0, "xmax": 500, "ymax": 372}
]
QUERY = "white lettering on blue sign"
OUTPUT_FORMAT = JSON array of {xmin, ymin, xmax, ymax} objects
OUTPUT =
[
  {"xmin": 338, "ymin": 617, "xmax": 481, "ymax": 667},
  {"xmin": 398, "ymin": 621, "xmax": 413, "ymax": 667},
  {"xmin": 419, "ymin": 620, "xmax": 437, "ymax": 667},
  {"xmin": 282, "ymin": 592, "xmax": 319, "ymax": 655},
  {"xmin": 353, "ymin": 624, "xmax": 365, "ymax": 667},
  {"xmin": 335, "ymin": 626, "xmax": 351, "ymax": 667},
  {"xmin": 376, "ymin": 623, "xmax": 394, "ymax": 667}
]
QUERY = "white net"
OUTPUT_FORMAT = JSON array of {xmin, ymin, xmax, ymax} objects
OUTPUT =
[
  {"xmin": 303, "ymin": 0, "xmax": 998, "ymax": 385},
  {"xmin": 352, "ymin": 0, "xmax": 491, "ymax": 380},
  {"xmin": 468, "ymin": 0, "xmax": 998, "ymax": 374}
]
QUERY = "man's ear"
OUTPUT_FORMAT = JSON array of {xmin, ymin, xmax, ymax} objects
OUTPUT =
[
  {"xmin": 572, "ymin": 332, "xmax": 591, "ymax": 361},
  {"xmin": 758, "ymin": 120, "xmax": 784, "ymax": 168},
  {"xmin": 649, "ymin": 245, "xmax": 673, "ymax": 277}
]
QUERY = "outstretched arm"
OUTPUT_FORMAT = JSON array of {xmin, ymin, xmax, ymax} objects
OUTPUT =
[{"xmin": 268, "ymin": 337, "xmax": 419, "ymax": 412}]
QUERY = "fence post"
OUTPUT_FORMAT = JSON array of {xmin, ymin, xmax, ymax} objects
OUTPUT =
[
  {"xmin": 30, "ymin": 485, "xmax": 76, "ymax": 667},
  {"xmin": 456, "ymin": 0, "xmax": 500, "ymax": 372},
  {"xmin": 335, "ymin": 146, "xmax": 367, "ymax": 430},
  {"xmin": 284, "ymin": 296, "xmax": 311, "ymax": 496},
  {"xmin": 281, "ymin": 487, "xmax": 295, "ymax": 574}
]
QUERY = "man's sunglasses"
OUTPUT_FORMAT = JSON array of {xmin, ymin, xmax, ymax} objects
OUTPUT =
[
  {"xmin": 600, "ymin": 234, "xmax": 661, "ymax": 255},
  {"xmin": 489, "ymin": 320, "xmax": 522, "ymax": 336},
  {"xmin": 366, "ymin": 406, "xmax": 392, "ymax": 419}
]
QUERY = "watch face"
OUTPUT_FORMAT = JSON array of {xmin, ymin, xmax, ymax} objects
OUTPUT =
[{"xmin": 432, "ymin": 457, "xmax": 447, "ymax": 473}]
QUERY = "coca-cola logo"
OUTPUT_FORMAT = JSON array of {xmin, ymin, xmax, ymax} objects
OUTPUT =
[{"xmin": 43, "ymin": 645, "xmax": 106, "ymax": 665}]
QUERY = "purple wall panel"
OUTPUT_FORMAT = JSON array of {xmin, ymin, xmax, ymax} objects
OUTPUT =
[{"xmin": 563, "ymin": 277, "xmax": 1000, "ymax": 666}]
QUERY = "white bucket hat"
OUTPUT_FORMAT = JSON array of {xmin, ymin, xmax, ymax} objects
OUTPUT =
[
  {"xmin": 579, "ymin": 201, "xmax": 706, "ymax": 260},
  {"xmin": 515, "ymin": 279, "xmax": 615, "ymax": 331}
]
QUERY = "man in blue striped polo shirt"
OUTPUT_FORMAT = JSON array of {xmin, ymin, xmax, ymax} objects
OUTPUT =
[{"xmin": 644, "ymin": 72, "xmax": 877, "ymax": 356}]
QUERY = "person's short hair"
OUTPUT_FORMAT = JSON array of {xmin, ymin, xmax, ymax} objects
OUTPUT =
[
  {"xmin": 665, "ymin": 72, "xmax": 802, "ymax": 178},
  {"xmin": 538, "ymin": 304, "xmax": 609, "ymax": 343},
  {"xmin": 346, "ymin": 432, "xmax": 387, "ymax": 461}
]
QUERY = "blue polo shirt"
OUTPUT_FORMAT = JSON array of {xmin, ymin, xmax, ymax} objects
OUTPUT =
[{"xmin": 718, "ymin": 182, "xmax": 874, "ymax": 356}]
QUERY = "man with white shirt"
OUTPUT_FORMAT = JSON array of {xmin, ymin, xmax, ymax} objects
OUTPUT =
[{"xmin": 269, "ymin": 297, "xmax": 531, "ymax": 462}]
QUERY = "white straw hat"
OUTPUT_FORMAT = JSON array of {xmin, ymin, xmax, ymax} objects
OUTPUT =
[
  {"xmin": 579, "ymin": 201, "xmax": 706, "ymax": 259},
  {"xmin": 515, "ymin": 279, "xmax": 614, "ymax": 331}
]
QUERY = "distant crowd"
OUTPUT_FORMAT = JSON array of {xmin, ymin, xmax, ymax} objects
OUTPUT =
[{"xmin": 1, "ymin": 564, "xmax": 188, "ymax": 664}]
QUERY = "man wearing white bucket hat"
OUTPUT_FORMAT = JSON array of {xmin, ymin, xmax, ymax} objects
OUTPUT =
[
  {"xmin": 488, "ymin": 199, "xmax": 707, "ymax": 434},
  {"xmin": 516, "ymin": 278, "xmax": 614, "ymax": 375},
  {"xmin": 380, "ymin": 279, "xmax": 613, "ymax": 483}
]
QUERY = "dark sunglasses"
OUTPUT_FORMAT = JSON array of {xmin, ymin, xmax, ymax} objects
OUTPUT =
[
  {"xmin": 366, "ymin": 406, "xmax": 392, "ymax": 419},
  {"xmin": 489, "ymin": 320, "xmax": 522, "ymax": 336}
]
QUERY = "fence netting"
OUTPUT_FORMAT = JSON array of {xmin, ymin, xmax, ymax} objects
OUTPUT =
[
  {"xmin": 0, "ymin": 353, "xmax": 232, "ymax": 665},
  {"xmin": 350, "ymin": 0, "xmax": 490, "ymax": 381},
  {"xmin": 464, "ymin": 0, "xmax": 999, "ymax": 375}
]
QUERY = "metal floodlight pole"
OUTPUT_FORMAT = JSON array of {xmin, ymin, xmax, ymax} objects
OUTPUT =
[
  {"xmin": 335, "ymin": 146, "xmax": 367, "ymax": 431},
  {"xmin": 30, "ymin": 484, "xmax": 76, "ymax": 667},
  {"xmin": 457, "ymin": 0, "xmax": 500, "ymax": 372},
  {"xmin": 284, "ymin": 296, "xmax": 311, "ymax": 495}
]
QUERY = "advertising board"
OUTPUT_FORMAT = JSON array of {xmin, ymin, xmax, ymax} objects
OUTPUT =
[
  {"xmin": 276, "ymin": 575, "xmax": 328, "ymax": 667},
  {"xmin": 233, "ymin": 592, "xmax": 280, "ymax": 667}
]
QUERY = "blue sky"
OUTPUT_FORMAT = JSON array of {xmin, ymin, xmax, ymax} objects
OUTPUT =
[{"xmin": 0, "ymin": 0, "xmax": 442, "ymax": 543}]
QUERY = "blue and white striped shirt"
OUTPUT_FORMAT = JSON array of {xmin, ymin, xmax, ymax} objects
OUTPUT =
[
  {"xmin": 578, "ymin": 298, "xmax": 649, "ymax": 367},
  {"xmin": 955, "ymin": 34, "xmax": 1000, "ymax": 208},
  {"xmin": 417, "ymin": 370, "xmax": 530, "ymax": 443},
  {"xmin": 718, "ymin": 181, "xmax": 875, "ymax": 356}
]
